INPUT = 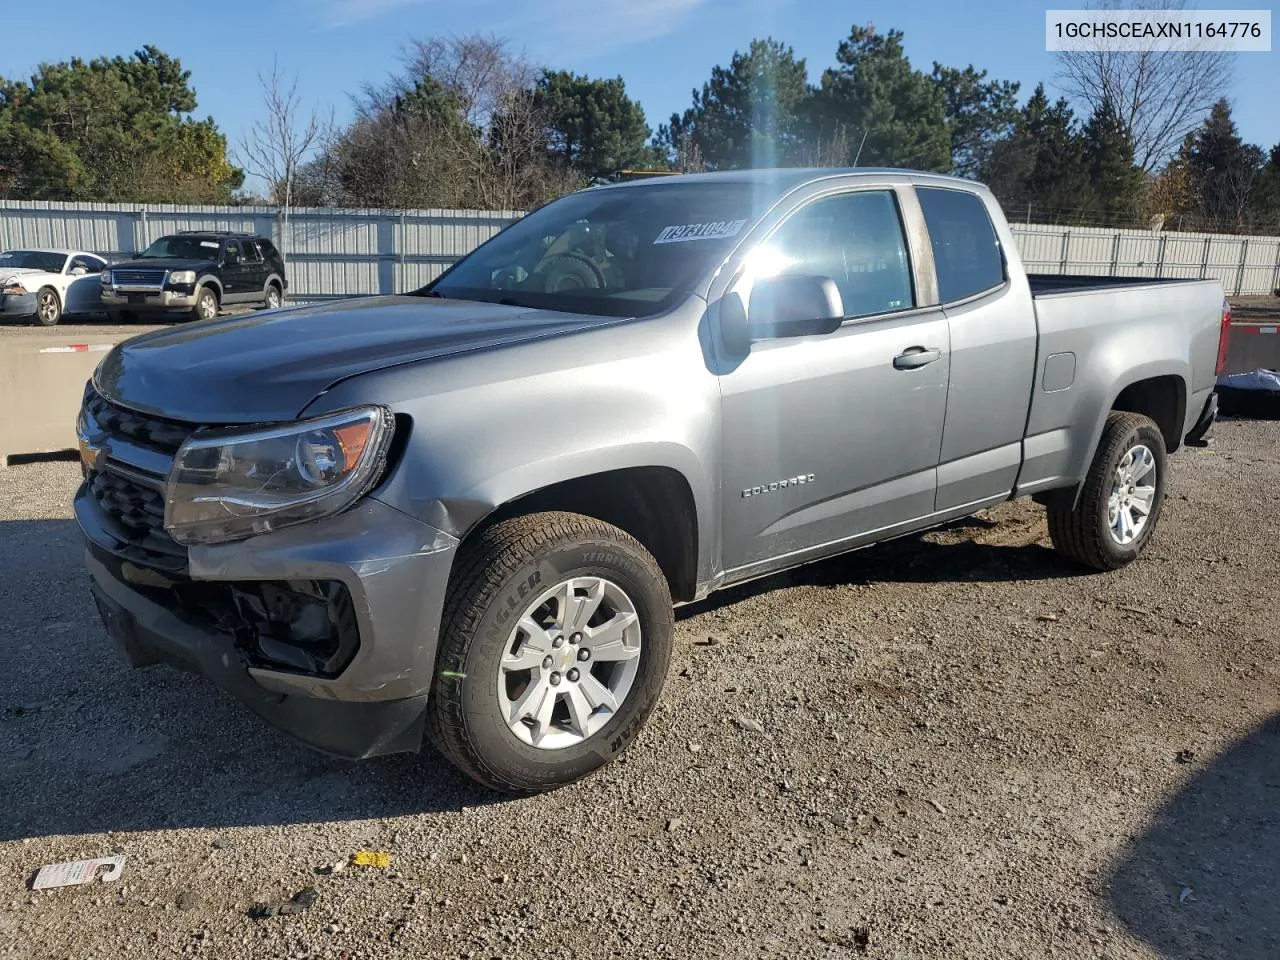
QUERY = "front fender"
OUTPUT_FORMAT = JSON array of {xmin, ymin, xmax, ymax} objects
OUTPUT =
[{"xmin": 304, "ymin": 304, "xmax": 722, "ymax": 588}]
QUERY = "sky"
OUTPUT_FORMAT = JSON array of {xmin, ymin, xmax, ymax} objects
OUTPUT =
[{"xmin": 9, "ymin": 0, "xmax": 1278, "ymax": 184}]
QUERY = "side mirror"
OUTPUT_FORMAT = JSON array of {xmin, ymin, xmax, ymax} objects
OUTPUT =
[
  {"xmin": 721, "ymin": 274, "xmax": 845, "ymax": 355},
  {"xmin": 69, "ymin": 265, "xmax": 88, "ymax": 276}
]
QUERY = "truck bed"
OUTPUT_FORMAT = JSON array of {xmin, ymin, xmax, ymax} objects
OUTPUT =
[
  {"xmin": 1028, "ymin": 274, "xmax": 1204, "ymax": 297},
  {"xmin": 1016, "ymin": 273, "xmax": 1224, "ymax": 497}
]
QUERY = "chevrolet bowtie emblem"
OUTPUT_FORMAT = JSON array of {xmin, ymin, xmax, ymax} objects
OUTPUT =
[{"xmin": 77, "ymin": 410, "xmax": 106, "ymax": 471}]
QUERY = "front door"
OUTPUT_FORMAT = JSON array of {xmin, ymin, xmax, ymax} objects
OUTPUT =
[
  {"xmin": 65, "ymin": 254, "xmax": 107, "ymax": 314},
  {"xmin": 717, "ymin": 187, "xmax": 950, "ymax": 576}
]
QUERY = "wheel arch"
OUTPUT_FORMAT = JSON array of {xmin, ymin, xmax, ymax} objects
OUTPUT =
[
  {"xmin": 447, "ymin": 463, "xmax": 702, "ymax": 604},
  {"xmin": 1056, "ymin": 368, "xmax": 1187, "ymax": 511}
]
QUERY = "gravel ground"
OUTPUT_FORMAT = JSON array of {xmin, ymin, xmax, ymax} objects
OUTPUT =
[{"xmin": 2, "ymin": 422, "xmax": 1279, "ymax": 960}]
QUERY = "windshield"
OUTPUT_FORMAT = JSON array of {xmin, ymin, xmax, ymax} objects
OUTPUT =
[
  {"xmin": 138, "ymin": 236, "xmax": 221, "ymax": 260},
  {"xmin": 423, "ymin": 181, "xmax": 760, "ymax": 317},
  {"xmin": 0, "ymin": 250, "xmax": 67, "ymax": 273}
]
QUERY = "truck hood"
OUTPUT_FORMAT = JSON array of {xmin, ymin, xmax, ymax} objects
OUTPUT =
[{"xmin": 94, "ymin": 295, "xmax": 625, "ymax": 423}]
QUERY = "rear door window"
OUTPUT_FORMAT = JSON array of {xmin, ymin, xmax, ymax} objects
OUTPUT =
[
  {"xmin": 241, "ymin": 240, "xmax": 263, "ymax": 263},
  {"xmin": 916, "ymin": 187, "xmax": 1005, "ymax": 303}
]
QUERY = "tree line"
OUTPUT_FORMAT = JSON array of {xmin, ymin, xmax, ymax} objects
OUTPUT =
[{"xmin": 1, "ymin": 28, "xmax": 1276, "ymax": 236}]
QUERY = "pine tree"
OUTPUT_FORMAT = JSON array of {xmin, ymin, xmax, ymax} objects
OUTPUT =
[{"xmin": 1083, "ymin": 100, "xmax": 1145, "ymax": 225}]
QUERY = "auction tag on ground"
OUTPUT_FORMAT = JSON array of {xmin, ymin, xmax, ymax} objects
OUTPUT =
[{"xmin": 32, "ymin": 856, "xmax": 126, "ymax": 890}]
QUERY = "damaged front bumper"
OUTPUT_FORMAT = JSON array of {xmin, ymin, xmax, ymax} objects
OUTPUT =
[{"xmin": 76, "ymin": 490, "xmax": 459, "ymax": 759}]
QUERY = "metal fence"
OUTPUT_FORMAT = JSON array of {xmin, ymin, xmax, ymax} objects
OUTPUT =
[{"xmin": 3, "ymin": 199, "xmax": 1279, "ymax": 299}]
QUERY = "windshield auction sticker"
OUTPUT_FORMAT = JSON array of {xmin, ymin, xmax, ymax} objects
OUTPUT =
[
  {"xmin": 1046, "ymin": 9, "xmax": 1270, "ymax": 51},
  {"xmin": 653, "ymin": 219, "xmax": 749, "ymax": 244}
]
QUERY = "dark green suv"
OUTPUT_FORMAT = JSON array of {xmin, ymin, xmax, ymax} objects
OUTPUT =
[{"xmin": 101, "ymin": 231, "xmax": 288, "ymax": 323}]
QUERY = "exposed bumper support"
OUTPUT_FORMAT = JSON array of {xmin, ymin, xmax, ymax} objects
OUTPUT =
[{"xmin": 77, "ymin": 491, "xmax": 459, "ymax": 759}]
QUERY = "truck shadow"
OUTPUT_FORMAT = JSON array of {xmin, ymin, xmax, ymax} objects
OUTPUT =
[
  {"xmin": 0, "ymin": 519, "xmax": 498, "ymax": 842},
  {"xmin": 1107, "ymin": 714, "xmax": 1280, "ymax": 959},
  {"xmin": 680, "ymin": 514, "xmax": 1078, "ymax": 620}
]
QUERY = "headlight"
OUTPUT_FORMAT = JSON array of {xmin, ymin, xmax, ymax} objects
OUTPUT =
[
  {"xmin": 164, "ymin": 405, "xmax": 395, "ymax": 545},
  {"xmin": 99, "ymin": 270, "xmax": 112, "ymax": 285},
  {"xmin": 168, "ymin": 270, "xmax": 196, "ymax": 285},
  {"xmin": 2, "ymin": 282, "xmax": 27, "ymax": 295}
]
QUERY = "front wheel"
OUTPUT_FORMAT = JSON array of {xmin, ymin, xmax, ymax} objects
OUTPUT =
[
  {"xmin": 190, "ymin": 286, "xmax": 219, "ymax": 322},
  {"xmin": 35, "ymin": 287, "xmax": 61, "ymax": 326},
  {"xmin": 428, "ymin": 512, "xmax": 674, "ymax": 795},
  {"xmin": 1047, "ymin": 411, "xmax": 1167, "ymax": 570}
]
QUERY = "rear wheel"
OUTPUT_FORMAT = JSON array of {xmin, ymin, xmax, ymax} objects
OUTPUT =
[
  {"xmin": 35, "ymin": 287, "xmax": 61, "ymax": 326},
  {"xmin": 428, "ymin": 512, "xmax": 674, "ymax": 795},
  {"xmin": 1047, "ymin": 411, "xmax": 1167, "ymax": 570},
  {"xmin": 264, "ymin": 283, "xmax": 282, "ymax": 310}
]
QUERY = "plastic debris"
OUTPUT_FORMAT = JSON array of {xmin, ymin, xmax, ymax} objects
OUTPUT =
[
  {"xmin": 733, "ymin": 716, "xmax": 765, "ymax": 734},
  {"xmin": 1179, "ymin": 886, "xmax": 1195, "ymax": 903},
  {"xmin": 32, "ymin": 856, "xmax": 125, "ymax": 890},
  {"xmin": 351, "ymin": 850, "xmax": 392, "ymax": 869},
  {"xmin": 1217, "ymin": 368, "xmax": 1280, "ymax": 392},
  {"xmin": 249, "ymin": 887, "xmax": 318, "ymax": 919}
]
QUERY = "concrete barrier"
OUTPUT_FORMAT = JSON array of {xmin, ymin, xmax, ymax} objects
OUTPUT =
[{"xmin": 0, "ymin": 330, "xmax": 156, "ymax": 466}]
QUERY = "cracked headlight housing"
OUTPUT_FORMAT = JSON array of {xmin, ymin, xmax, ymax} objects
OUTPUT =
[{"xmin": 165, "ymin": 406, "xmax": 394, "ymax": 545}]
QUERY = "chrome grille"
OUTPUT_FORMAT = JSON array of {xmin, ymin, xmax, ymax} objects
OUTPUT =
[{"xmin": 109, "ymin": 268, "xmax": 167, "ymax": 289}]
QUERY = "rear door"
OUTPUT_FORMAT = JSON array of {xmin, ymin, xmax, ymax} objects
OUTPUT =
[
  {"xmin": 916, "ymin": 185, "xmax": 1038, "ymax": 511},
  {"xmin": 240, "ymin": 239, "xmax": 269, "ymax": 302},
  {"xmin": 220, "ymin": 239, "xmax": 252, "ymax": 303},
  {"xmin": 716, "ymin": 184, "xmax": 951, "ymax": 575}
]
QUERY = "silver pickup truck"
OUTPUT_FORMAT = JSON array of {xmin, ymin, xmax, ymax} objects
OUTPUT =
[{"xmin": 75, "ymin": 168, "xmax": 1228, "ymax": 794}]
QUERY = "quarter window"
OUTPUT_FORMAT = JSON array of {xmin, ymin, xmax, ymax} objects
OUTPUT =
[
  {"xmin": 753, "ymin": 191, "xmax": 915, "ymax": 319},
  {"xmin": 916, "ymin": 187, "xmax": 1005, "ymax": 303}
]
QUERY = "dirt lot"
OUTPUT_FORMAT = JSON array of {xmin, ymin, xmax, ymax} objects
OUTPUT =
[{"xmin": 1, "ymin": 421, "xmax": 1278, "ymax": 959}]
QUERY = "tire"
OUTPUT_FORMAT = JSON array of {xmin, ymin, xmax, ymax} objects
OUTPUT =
[
  {"xmin": 264, "ymin": 283, "xmax": 283, "ymax": 310},
  {"xmin": 428, "ymin": 511, "xmax": 674, "ymax": 795},
  {"xmin": 534, "ymin": 254, "xmax": 605, "ymax": 293},
  {"xmin": 191, "ymin": 285, "xmax": 219, "ymax": 322},
  {"xmin": 35, "ymin": 287, "xmax": 61, "ymax": 326},
  {"xmin": 1047, "ymin": 411, "xmax": 1167, "ymax": 571}
]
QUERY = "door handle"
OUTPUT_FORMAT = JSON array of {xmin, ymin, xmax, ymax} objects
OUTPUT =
[{"xmin": 893, "ymin": 346, "xmax": 942, "ymax": 370}]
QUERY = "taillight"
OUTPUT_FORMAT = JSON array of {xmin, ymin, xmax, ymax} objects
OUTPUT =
[{"xmin": 1215, "ymin": 297, "xmax": 1232, "ymax": 377}]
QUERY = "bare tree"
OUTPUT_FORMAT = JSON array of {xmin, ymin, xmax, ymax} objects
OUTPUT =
[
  {"xmin": 1055, "ymin": 0, "xmax": 1234, "ymax": 172},
  {"xmin": 327, "ymin": 33, "xmax": 578, "ymax": 211},
  {"xmin": 237, "ymin": 59, "xmax": 332, "ymax": 260}
]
